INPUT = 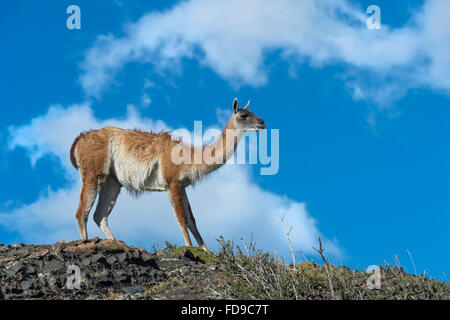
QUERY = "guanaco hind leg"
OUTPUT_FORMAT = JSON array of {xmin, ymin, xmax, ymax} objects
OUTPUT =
[
  {"xmin": 75, "ymin": 175, "xmax": 98, "ymax": 241},
  {"xmin": 93, "ymin": 175, "xmax": 121, "ymax": 240}
]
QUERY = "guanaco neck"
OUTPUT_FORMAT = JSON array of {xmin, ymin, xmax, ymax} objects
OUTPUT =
[{"xmin": 191, "ymin": 117, "xmax": 243, "ymax": 176}]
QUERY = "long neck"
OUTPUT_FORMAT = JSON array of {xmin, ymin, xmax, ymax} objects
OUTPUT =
[{"xmin": 198, "ymin": 117, "xmax": 243, "ymax": 175}]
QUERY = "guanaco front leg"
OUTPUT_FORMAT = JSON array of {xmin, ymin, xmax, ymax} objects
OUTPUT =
[
  {"xmin": 181, "ymin": 187, "xmax": 210, "ymax": 252},
  {"xmin": 167, "ymin": 181, "xmax": 192, "ymax": 247}
]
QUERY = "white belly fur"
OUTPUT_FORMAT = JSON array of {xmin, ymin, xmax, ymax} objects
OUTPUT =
[{"xmin": 110, "ymin": 142, "xmax": 166, "ymax": 191}]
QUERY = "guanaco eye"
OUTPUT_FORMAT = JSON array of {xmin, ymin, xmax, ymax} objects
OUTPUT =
[{"xmin": 240, "ymin": 114, "xmax": 249, "ymax": 120}]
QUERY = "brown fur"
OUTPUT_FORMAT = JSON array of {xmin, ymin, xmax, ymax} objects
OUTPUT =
[
  {"xmin": 70, "ymin": 99, "xmax": 265, "ymax": 251},
  {"xmin": 168, "ymin": 181, "xmax": 192, "ymax": 246},
  {"xmin": 70, "ymin": 133, "xmax": 83, "ymax": 169}
]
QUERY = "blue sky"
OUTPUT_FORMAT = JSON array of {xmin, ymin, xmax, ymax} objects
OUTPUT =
[{"xmin": 1, "ymin": 1, "xmax": 449, "ymax": 280}]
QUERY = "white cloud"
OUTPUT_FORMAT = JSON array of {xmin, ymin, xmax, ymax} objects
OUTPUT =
[
  {"xmin": 79, "ymin": 0, "xmax": 450, "ymax": 106},
  {"xmin": 141, "ymin": 93, "xmax": 152, "ymax": 107},
  {"xmin": 215, "ymin": 107, "xmax": 231, "ymax": 128},
  {"xmin": 8, "ymin": 103, "xmax": 168, "ymax": 171},
  {"xmin": 2, "ymin": 103, "xmax": 341, "ymax": 258}
]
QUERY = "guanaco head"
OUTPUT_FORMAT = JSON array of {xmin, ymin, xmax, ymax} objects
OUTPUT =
[{"xmin": 232, "ymin": 98, "xmax": 266, "ymax": 131}]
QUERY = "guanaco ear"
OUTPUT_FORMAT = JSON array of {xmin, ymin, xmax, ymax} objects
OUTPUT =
[
  {"xmin": 243, "ymin": 100, "xmax": 250, "ymax": 110},
  {"xmin": 233, "ymin": 98, "xmax": 239, "ymax": 114}
]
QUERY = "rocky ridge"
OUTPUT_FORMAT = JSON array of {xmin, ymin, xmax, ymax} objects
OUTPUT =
[
  {"xmin": 1, "ymin": 238, "xmax": 448, "ymax": 300},
  {"xmin": 0, "ymin": 238, "xmax": 225, "ymax": 300}
]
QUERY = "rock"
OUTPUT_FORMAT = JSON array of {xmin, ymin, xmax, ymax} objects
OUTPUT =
[
  {"xmin": 27, "ymin": 249, "xmax": 49, "ymax": 260},
  {"xmin": 126, "ymin": 250, "xmax": 141, "ymax": 263},
  {"xmin": 179, "ymin": 266, "xmax": 191, "ymax": 276},
  {"xmin": 208, "ymin": 265, "xmax": 217, "ymax": 271},
  {"xmin": 21, "ymin": 279, "xmax": 35, "ymax": 291},
  {"xmin": 113, "ymin": 270, "xmax": 129, "ymax": 282},
  {"xmin": 65, "ymin": 242, "xmax": 96, "ymax": 255},
  {"xmin": 121, "ymin": 285, "xmax": 143, "ymax": 295},
  {"xmin": 116, "ymin": 252, "xmax": 127, "ymax": 263},
  {"xmin": 25, "ymin": 265, "xmax": 36, "ymax": 274},
  {"xmin": 90, "ymin": 237, "xmax": 102, "ymax": 243},
  {"xmin": 40, "ymin": 259, "xmax": 64, "ymax": 273},
  {"xmin": 47, "ymin": 275, "xmax": 62, "ymax": 289},
  {"xmin": 51, "ymin": 241, "xmax": 66, "ymax": 254},
  {"xmin": 0, "ymin": 256, "xmax": 19, "ymax": 264},
  {"xmin": 97, "ymin": 240, "xmax": 129, "ymax": 253},
  {"xmin": 8, "ymin": 238, "xmax": 433, "ymax": 300},
  {"xmin": 81, "ymin": 257, "xmax": 92, "ymax": 266},
  {"xmin": 177, "ymin": 248, "xmax": 202, "ymax": 262},
  {"xmin": 0, "ymin": 245, "xmax": 10, "ymax": 253},
  {"xmin": 91, "ymin": 253, "xmax": 105, "ymax": 264},
  {"xmin": 96, "ymin": 270, "xmax": 112, "ymax": 284},
  {"xmin": 6, "ymin": 261, "xmax": 22, "ymax": 275},
  {"xmin": 106, "ymin": 255, "xmax": 116, "ymax": 265},
  {"xmin": 141, "ymin": 252, "xmax": 157, "ymax": 266}
]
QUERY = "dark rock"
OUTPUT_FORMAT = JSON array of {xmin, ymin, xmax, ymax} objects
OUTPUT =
[
  {"xmin": 0, "ymin": 239, "xmax": 233, "ymax": 300},
  {"xmin": 141, "ymin": 252, "xmax": 154, "ymax": 262},
  {"xmin": 40, "ymin": 259, "xmax": 64, "ymax": 273},
  {"xmin": 121, "ymin": 285, "xmax": 143, "ymax": 295},
  {"xmin": 47, "ymin": 275, "xmax": 62, "ymax": 289},
  {"xmin": 5, "ymin": 262, "xmax": 22, "ymax": 276},
  {"xmin": 91, "ymin": 253, "xmax": 105, "ymax": 264},
  {"xmin": 25, "ymin": 265, "xmax": 36, "ymax": 274},
  {"xmin": 116, "ymin": 252, "xmax": 127, "ymax": 263},
  {"xmin": 127, "ymin": 250, "xmax": 140, "ymax": 260},
  {"xmin": 106, "ymin": 256, "xmax": 116, "ymax": 265},
  {"xmin": 81, "ymin": 257, "xmax": 92, "ymax": 266},
  {"xmin": 177, "ymin": 248, "xmax": 203, "ymax": 263},
  {"xmin": 114, "ymin": 270, "xmax": 129, "ymax": 282},
  {"xmin": 21, "ymin": 279, "xmax": 35, "ymax": 291},
  {"xmin": 0, "ymin": 245, "xmax": 10, "ymax": 254},
  {"xmin": 141, "ymin": 253, "xmax": 158, "ymax": 268},
  {"xmin": 96, "ymin": 271, "xmax": 112, "ymax": 284},
  {"xmin": 178, "ymin": 248, "xmax": 196, "ymax": 260}
]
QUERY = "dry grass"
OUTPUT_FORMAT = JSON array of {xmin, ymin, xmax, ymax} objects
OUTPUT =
[
  {"xmin": 150, "ymin": 233, "xmax": 449, "ymax": 300},
  {"xmin": 214, "ymin": 236, "xmax": 450, "ymax": 300}
]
